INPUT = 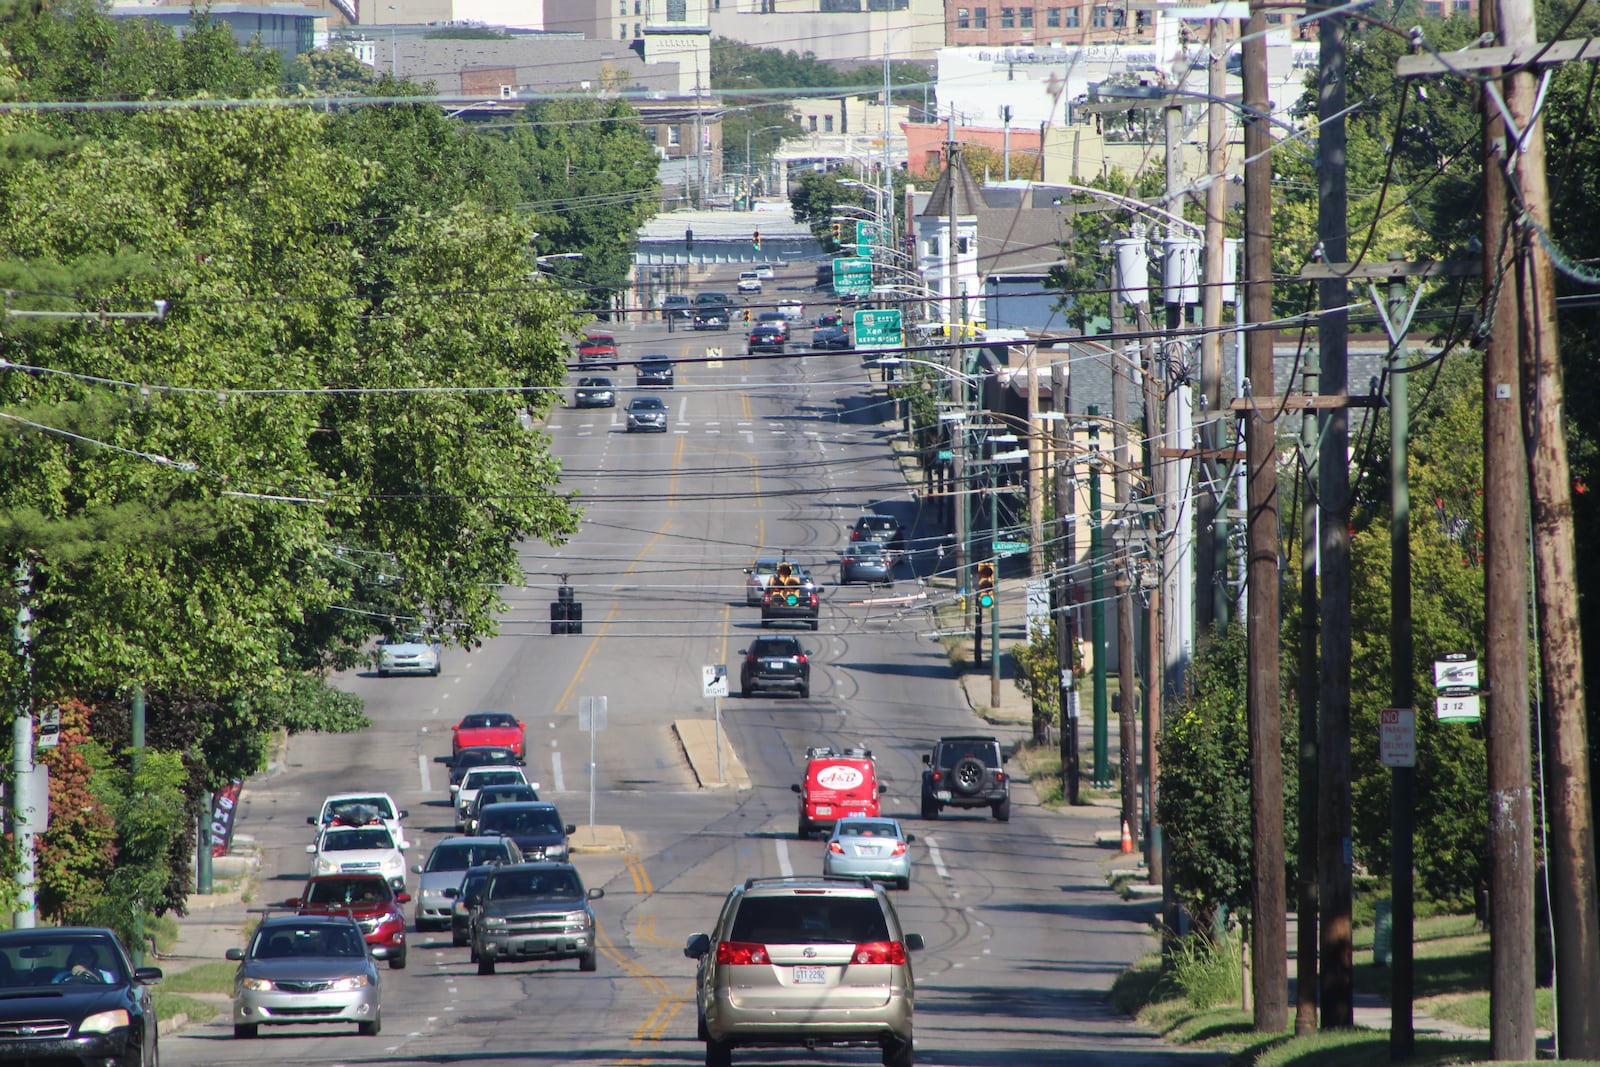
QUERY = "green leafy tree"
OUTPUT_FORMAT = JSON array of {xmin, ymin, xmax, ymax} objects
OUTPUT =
[
  {"xmin": 281, "ymin": 46, "xmax": 376, "ymax": 93},
  {"xmin": 1044, "ymin": 169, "xmax": 1165, "ymax": 331}
]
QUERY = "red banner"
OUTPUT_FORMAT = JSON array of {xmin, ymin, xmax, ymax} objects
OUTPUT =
[{"xmin": 209, "ymin": 780, "xmax": 243, "ymax": 858}]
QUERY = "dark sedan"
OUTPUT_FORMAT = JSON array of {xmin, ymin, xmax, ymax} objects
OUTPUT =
[
  {"xmin": 572, "ymin": 376, "xmax": 615, "ymax": 408},
  {"xmin": 448, "ymin": 746, "xmax": 523, "ymax": 791},
  {"xmin": 747, "ymin": 322, "xmax": 786, "ymax": 354},
  {"xmin": 636, "ymin": 354, "xmax": 675, "ymax": 387},
  {"xmin": 811, "ymin": 324, "xmax": 851, "ymax": 349},
  {"xmin": 839, "ymin": 541, "xmax": 894, "ymax": 586},
  {"xmin": 0, "ymin": 928, "xmax": 163, "ymax": 1067}
]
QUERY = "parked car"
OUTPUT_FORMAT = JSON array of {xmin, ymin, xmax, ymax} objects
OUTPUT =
[
  {"xmin": 636, "ymin": 354, "xmax": 675, "ymax": 387},
  {"xmin": 0, "ymin": 927, "xmax": 163, "ymax": 1065},
  {"xmin": 810, "ymin": 323, "xmax": 851, "ymax": 350},
  {"xmin": 793, "ymin": 745, "xmax": 884, "ymax": 839},
  {"xmin": 626, "ymin": 395, "xmax": 669, "ymax": 432},
  {"xmin": 305, "ymin": 824, "xmax": 408, "ymax": 890},
  {"xmin": 410, "ymin": 836, "xmax": 523, "ymax": 931},
  {"xmin": 747, "ymin": 322, "xmax": 786, "ymax": 354},
  {"xmin": 286, "ymin": 874, "xmax": 410, "ymax": 968},
  {"xmin": 662, "ymin": 293, "xmax": 694, "ymax": 321},
  {"xmin": 572, "ymin": 376, "xmax": 616, "ymax": 408},
  {"xmin": 577, "ymin": 334, "xmax": 619, "ymax": 369},
  {"xmin": 455, "ymin": 766, "xmax": 533, "ymax": 831},
  {"xmin": 822, "ymin": 816, "xmax": 915, "ymax": 890},
  {"xmin": 737, "ymin": 271, "xmax": 763, "ymax": 294},
  {"xmin": 377, "ymin": 631, "xmax": 441, "ymax": 677},
  {"xmin": 467, "ymin": 862, "xmax": 604, "ymax": 974},
  {"xmin": 464, "ymin": 781, "xmax": 541, "ymax": 834},
  {"xmin": 739, "ymin": 635, "xmax": 811, "ymax": 699},
  {"xmin": 839, "ymin": 541, "xmax": 894, "ymax": 586},
  {"xmin": 451, "ymin": 712, "xmax": 526, "ymax": 759},
  {"xmin": 228, "ymin": 915, "xmax": 381, "ymax": 1038},
  {"xmin": 308, "ymin": 793, "xmax": 411, "ymax": 850},
  {"xmin": 683, "ymin": 876, "xmax": 922, "ymax": 1067},
  {"xmin": 475, "ymin": 800, "xmax": 574, "ymax": 861}
]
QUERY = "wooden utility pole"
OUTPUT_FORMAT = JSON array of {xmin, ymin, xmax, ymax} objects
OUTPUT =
[
  {"xmin": 1136, "ymin": 299, "xmax": 1168, "ymax": 902},
  {"xmin": 1111, "ymin": 291, "xmax": 1139, "ymax": 852},
  {"xmin": 1295, "ymin": 351, "xmax": 1319, "ymax": 1038},
  {"xmin": 1315, "ymin": 3, "xmax": 1355, "ymax": 1030},
  {"xmin": 1055, "ymin": 359, "xmax": 1081, "ymax": 805},
  {"xmin": 1502, "ymin": 3, "xmax": 1600, "ymax": 1050},
  {"xmin": 1196, "ymin": 17, "xmax": 1231, "ymax": 642},
  {"xmin": 1479, "ymin": 9, "xmax": 1537, "ymax": 1050},
  {"xmin": 1240, "ymin": 1, "xmax": 1286, "ymax": 1032}
]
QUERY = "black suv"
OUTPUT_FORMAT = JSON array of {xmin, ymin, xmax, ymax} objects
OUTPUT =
[
  {"xmin": 693, "ymin": 292, "xmax": 732, "ymax": 331},
  {"xmin": 739, "ymin": 636, "xmax": 811, "ymax": 698},
  {"xmin": 921, "ymin": 735, "xmax": 1010, "ymax": 821}
]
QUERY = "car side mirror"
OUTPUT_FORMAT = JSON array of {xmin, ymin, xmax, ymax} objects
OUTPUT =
[
  {"xmin": 904, "ymin": 933, "xmax": 925, "ymax": 952},
  {"xmin": 399, "ymin": 844, "xmax": 409, "ymax": 851},
  {"xmin": 304, "ymin": 844, "xmax": 317, "ymax": 854},
  {"xmin": 450, "ymin": 784, "xmax": 460, "ymax": 793},
  {"xmin": 306, "ymin": 816, "xmax": 317, "ymax": 826},
  {"xmin": 791, "ymin": 784, "xmax": 802, "ymax": 794},
  {"xmin": 588, "ymin": 887, "xmax": 605, "ymax": 900},
  {"xmin": 411, "ymin": 864, "xmax": 424, "ymax": 874},
  {"xmin": 531, "ymin": 782, "xmax": 542, "ymax": 791},
  {"xmin": 285, "ymin": 898, "xmax": 303, "ymax": 908},
  {"xmin": 398, "ymin": 810, "xmax": 409, "ymax": 819},
  {"xmin": 225, "ymin": 948, "xmax": 245, "ymax": 961},
  {"xmin": 134, "ymin": 966, "xmax": 164, "ymax": 985},
  {"xmin": 565, "ymin": 824, "xmax": 577, "ymax": 835},
  {"xmin": 738, "ymin": 649, "xmax": 748, "ymax": 656},
  {"xmin": 443, "ymin": 887, "xmax": 458, "ymax": 899},
  {"xmin": 905, "ymin": 834, "xmax": 916, "ymax": 843},
  {"xmin": 396, "ymin": 892, "xmax": 411, "ymax": 904},
  {"xmin": 878, "ymin": 785, "xmax": 889, "ymax": 794},
  {"xmin": 684, "ymin": 932, "xmax": 710, "ymax": 959},
  {"xmin": 921, "ymin": 754, "xmax": 932, "ymax": 766}
]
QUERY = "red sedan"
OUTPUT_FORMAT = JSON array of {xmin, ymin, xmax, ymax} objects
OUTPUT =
[{"xmin": 452, "ymin": 711, "xmax": 526, "ymax": 758}]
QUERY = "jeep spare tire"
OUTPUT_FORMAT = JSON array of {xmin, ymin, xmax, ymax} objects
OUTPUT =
[{"xmin": 952, "ymin": 756, "xmax": 986, "ymax": 795}]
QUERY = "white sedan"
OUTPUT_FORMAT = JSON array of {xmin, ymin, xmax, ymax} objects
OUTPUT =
[{"xmin": 377, "ymin": 632, "xmax": 441, "ymax": 677}]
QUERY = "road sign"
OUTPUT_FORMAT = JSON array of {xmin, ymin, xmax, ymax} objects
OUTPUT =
[
  {"xmin": 1436, "ymin": 691, "xmax": 1481, "ymax": 723},
  {"xmin": 1379, "ymin": 707, "xmax": 1416, "ymax": 768},
  {"xmin": 36, "ymin": 706, "xmax": 60, "ymax": 750},
  {"xmin": 993, "ymin": 540, "xmax": 1028, "ymax": 558},
  {"xmin": 853, "ymin": 307, "xmax": 902, "ymax": 350},
  {"xmin": 1433, "ymin": 654, "xmax": 1479, "ymax": 690},
  {"xmin": 578, "ymin": 695, "xmax": 608, "ymax": 731},
  {"xmin": 833, "ymin": 256, "xmax": 873, "ymax": 296},
  {"xmin": 705, "ymin": 346, "xmax": 723, "ymax": 368},
  {"xmin": 703, "ymin": 664, "xmax": 729, "ymax": 699},
  {"xmin": 1025, "ymin": 578, "xmax": 1050, "ymax": 629},
  {"xmin": 855, "ymin": 220, "xmax": 886, "ymax": 251}
]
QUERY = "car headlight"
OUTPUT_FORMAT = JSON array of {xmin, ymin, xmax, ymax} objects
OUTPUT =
[
  {"xmin": 546, "ymin": 843, "xmax": 567, "ymax": 858},
  {"xmin": 483, "ymin": 917, "xmax": 507, "ymax": 929},
  {"xmin": 563, "ymin": 910, "xmax": 594, "ymax": 932},
  {"xmin": 240, "ymin": 977, "xmax": 274, "ymax": 992},
  {"xmin": 314, "ymin": 857, "xmax": 337, "ymax": 875},
  {"xmin": 383, "ymin": 854, "xmax": 404, "ymax": 873},
  {"xmin": 328, "ymin": 975, "xmax": 371, "ymax": 992},
  {"xmin": 78, "ymin": 1009, "xmax": 131, "ymax": 1034}
]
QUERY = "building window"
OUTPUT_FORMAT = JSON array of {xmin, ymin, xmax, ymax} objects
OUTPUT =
[
  {"xmin": 666, "ymin": 0, "xmax": 686, "ymax": 16},
  {"xmin": 634, "ymin": 21, "xmax": 641, "ymax": 35},
  {"xmin": 1091, "ymin": 4, "xmax": 1105, "ymax": 25},
  {"xmin": 1266, "ymin": 10, "xmax": 1283, "ymax": 20},
  {"xmin": 973, "ymin": 5, "xmax": 987, "ymax": 26},
  {"xmin": 1046, "ymin": 6, "xmax": 1059, "ymax": 24},
  {"xmin": 1111, "ymin": 6, "xmax": 1124, "ymax": 25},
  {"xmin": 1000, "ymin": 7, "xmax": 1014, "ymax": 26},
  {"xmin": 1020, "ymin": 6, "xmax": 1033, "ymax": 26},
  {"xmin": 1065, "ymin": 5, "xmax": 1079, "ymax": 24},
  {"xmin": 825, "ymin": 115, "xmax": 835, "ymax": 132},
  {"xmin": 667, "ymin": 125, "xmax": 680, "ymax": 146},
  {"xmin": 809, "ymin": 115, "xmax": 818, "ymax": 132},
  {"xmin": 620, "ymin": 23, "xmax": 628, "ymax": 37},
  {"xmin": 957, "ymin": 6, "xmax": 970, "ymax": 26}
]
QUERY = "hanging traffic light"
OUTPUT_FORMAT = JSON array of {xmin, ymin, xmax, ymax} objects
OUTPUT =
[
  {"xmin": 752, "ymin": 229, "xmax": 762, "ymax": 250},
  {"xmin": 830, "ymin": 221, "xmax": 842, "ymax": 242},
  {"xmin": 685, "ymin": 227, "xmax": 694, "ymax": 250},
  {"xmin": 976, "ymin": 562, "xmax": 996, "ymax": 609}
]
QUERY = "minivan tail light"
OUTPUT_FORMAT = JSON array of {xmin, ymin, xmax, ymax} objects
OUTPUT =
[
  {"xmin": 717, "ymin": 941, "xmax": 769, "ymax": 965},
  {"xmin": 852, "ymin": 941, "xmax": 906, "ymax": 965}
]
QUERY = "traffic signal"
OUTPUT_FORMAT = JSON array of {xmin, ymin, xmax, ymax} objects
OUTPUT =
[
  {"xmin": 830, "ymin": 221, "xmax": 842, "ymax": 242},
  {"xmin": 752, "ymin": 230, "xmax": 762, "ymax": 250},
  {"xmin": 550, "ymin": 581, "xmax": 583, "ymax": 634},
  {"xmin": 742, "ymin": 307, "xmax": 751, "ymax": 324},
  {"xmin": 685, "ymin": 227, "xmax": 694, "ymax": 250},
  {"xmin": 976, "ymin": 562, "xmax": 996, "ymax": 608}
]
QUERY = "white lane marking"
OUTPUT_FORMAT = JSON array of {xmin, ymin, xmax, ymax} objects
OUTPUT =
[
  {"xmin": 925, "ymin": 835, "xmax": 950, "ymax": 879},
  {"xmin": 678, "ymin": 395, "xmax": 689, "ymax": 422},
  {"xmin": 706, "ymin": 429, "xmax": 721, "ymax": 435},
  {"xmin": 775, "ymin": 837, "xmax": 795, "ymax": 878},
  {"xmin": 418, "ymin": 755, "xmax": 431, "ymax": 794},
  {"xmin": 552, "ymin": 750, "xmax": 565, "ymax": 793}
]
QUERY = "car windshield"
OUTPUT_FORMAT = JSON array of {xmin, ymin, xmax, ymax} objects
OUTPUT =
[
  {"xmin": 938, "ymin": 741, "xmax": 999, "ymax": 768},
  {"xmin": 325, "ymin": 797, "xmax": 394, "ymax": 822},
  {"xmin": 0, "ymin": 938, "xmax": 123, "ymax": 988},
  {"xmin": 631, "ymin": 398, "xmax": 666, "ymax": 411},
  {"xmin": 478, "ymin": 786, "xmax": 536, "ymax": 808},
  {"xmin": 462, "ymin": 713, "xmax": 516, "ymax": 730},
  {"xmin": 858, "ymin": 518, "xmax": 897, "ymax": 534},
  {"xmin": 488, "ymin": 869, "xmax": 582, "ymax": 900},
  {"xmin": 729, "ymin": 897, "xmax": 890, "ymax": 944},
  {"xmin": 305, "ymin": 878, "xmax": 390, "ymax": 905},
  {"xmin": 481, "ymin": 809, "xmax": 564, "ymax": 835},
  {"xmin": 391, "ymin": 633, "xmax": 429, "ymax": 645},
  {"xmin": 579, "ymin": 377, "xmax": 611, "ymax": 387},
  {"xmin": 323, "ymin": 828, "xmax": 394, "ymax": 851},
  {"xmin": 464, "ymin": 769, "xmax": 525, "ymax": 790},
  {"xmin": 426, "ymin": 842, "xmax": 508, "ymax": 872},
  {"xmin": 642, "ymin": 356, "xmax": 669, "ymax": 365},
  {"xmin": 252, "ymin": 924, "xmax": 365, "ymax": 959},
  {"xmin": 582, "ymin": 335, "xmax": 614, "ymax": 346}
]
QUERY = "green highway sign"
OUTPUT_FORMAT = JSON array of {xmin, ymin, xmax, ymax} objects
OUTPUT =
[
  {"xmin": 855, "ymin": 220, "xmax": 886, "ymax": 251},
  {"xmin": 993, "ymin": 540, "xmax": 1029, "ymax": 558},
  {"xmin": 833, "ymin": 256, "xmax": 873, "ymax": 296},
  {"xmin": 853, "ymin": 308, "xmax": 903, "ymax": 350}
]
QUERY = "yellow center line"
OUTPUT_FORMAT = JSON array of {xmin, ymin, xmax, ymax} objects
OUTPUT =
[
  {"xmin": 668, "ymin": 433, "xmax": 685, "ymax": 506},
  {"xmin": 548, "ymin": 523, "xmax": 671, "ymax": 716}
]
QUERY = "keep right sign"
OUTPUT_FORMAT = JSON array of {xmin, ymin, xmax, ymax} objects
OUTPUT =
[{"xmin": 1379, "ymin": 707, "xmax": 1416, "ymax": 768}]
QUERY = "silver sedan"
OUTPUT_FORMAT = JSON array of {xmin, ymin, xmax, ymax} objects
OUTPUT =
[
  {"xmin": 820, "ymin": 816, "xmax": 915, "ymax": 890},
  {"xmin": 228, "ymin": 916, "xmax": 381, "ymax": 1038}
]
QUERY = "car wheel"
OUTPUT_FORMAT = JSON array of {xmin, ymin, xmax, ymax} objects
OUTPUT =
[
  {"xmin": 994, "ymin": 796, "xmax": 1012, "ymax": 822},
  {"xmin": 469, "ymin": 945, "xmax": 478, "ymax": 962},
  {"xmin": 359, "ymin": 1017, "xmax": 382, "ymax": 1037},
  {"xmin": 453, "ymin": 930, "xmax": 468, "ymax": 947},
  {"xmin": 883, "ymin": 1033, "xmax": 914, "ymax": 1067},
  {"xmin": 697, "ymin": 1012, "xmax": 709, "ymax": 1042},
  {"xmin": 389, "ymin": 946, "xmax": 407, "ymax": 969},
  {"xmin": 797, "ymin": 819, "xmax": 810, "ymax": 840},
  {"xmin": 233, "ymin": 1024, "xmax": 258, "ymax": 1040},
  {"xmin": 798, "ymin": 684, "xmax": 810, "ymax": 699},
  {"xmin": 898, "ymin": 875, "xmax": 911, "ymax": 891},
  {"xmin": 579, "ymin": 950, "xmax": 598, "ymax": 972},
  {"xmin": 377, "ymin": 669, "xmax": 389, "ymax": 678},
  {"xmin": 478, "ymin": 954, "xmax": 496, "ymax": 976},
  {"xmin": 706, "ymin": 1037, "xmax": 733, "ymax": 1067},
  {"xmin": 952, "ymin": 756, "xmax": 987, "ymax": 796},
  {"xmin": 740, "ymin": 685, "xmax": 750, "ymax": 699},
  {"xmin": 809, "ymin": 619, "xmax": 819, "ymax": 631},
  {"xmin": 921, "ymin": 796, "xmax": 940, "ymax": 820},
  {"xmin": 431, "ymin": 664, "xmax": 441, "ymax": 677}
]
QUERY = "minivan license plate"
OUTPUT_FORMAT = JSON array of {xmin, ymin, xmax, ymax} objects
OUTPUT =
[{"xmin": 794, "ymin": 966, "xmax": 826, "ymax": 983}]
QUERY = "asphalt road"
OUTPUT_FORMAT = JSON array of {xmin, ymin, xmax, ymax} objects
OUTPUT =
[{"xmin": 162, "ymin": 278, "xmax": 1219, "ymax": 1067}]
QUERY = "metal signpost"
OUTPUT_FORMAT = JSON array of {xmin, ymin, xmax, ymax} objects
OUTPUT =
[
  {"xmin": 833, "ymin": 256, "xmax": 874, "ymax": 297},
  {"xmin": 853, "ymin": 308, "xmax": 903, "ymax": 350},
  {"xmin": 578, "ymin": 696, "xmax": 607, "ymax": 827},
  {"xmin": 702, "ymin": 665, "xmax": 729, "ymax": 783}
]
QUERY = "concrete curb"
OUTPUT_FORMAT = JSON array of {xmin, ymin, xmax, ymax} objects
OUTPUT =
[
  {"xmin": 673, "ymin": 718, "xmax": 750, "ymax": 791},
  {"xmin": 569, "ymin": 825, "xmax": 628, "ymax": 853}
]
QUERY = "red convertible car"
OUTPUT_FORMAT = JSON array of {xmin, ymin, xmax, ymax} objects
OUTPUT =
[{"xmin": 452, "ymin": 712, "xmax": 526, "ymax": 758}]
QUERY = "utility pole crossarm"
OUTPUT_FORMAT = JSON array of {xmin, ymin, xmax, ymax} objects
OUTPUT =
[
  {"xmin": 1297, "ymin": 259, "xmax": 1480, "ymax": 280},
  {"xmin": 1230, "ymin": 395, "xmax": 1383, "ymax": 411},
  {"xmin": 1395, "ymin": 37, "xmax": 1600, "ymax": 78}
]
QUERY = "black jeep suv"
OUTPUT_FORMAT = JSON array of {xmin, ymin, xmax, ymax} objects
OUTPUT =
[{"xmin": 921, "ymin": 735, "xmax": 1010, "ymax": 821}]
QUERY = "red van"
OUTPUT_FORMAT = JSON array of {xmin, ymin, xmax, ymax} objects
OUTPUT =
[{"xmin": 791, "ymin": 746, "xmax": 885, "ymax": 839}]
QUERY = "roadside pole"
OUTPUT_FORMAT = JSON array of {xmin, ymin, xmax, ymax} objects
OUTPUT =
[
  {"xmin": 10, "ymin": 561, "xmax": 37, "ymax": 930},
  {"xmin": 579, "ymin": 696, "xmax": 608, "ymax": 826},
  {"xmin": 1087, "ymin": 410, "xmax": 1110, "ymax": 788}
]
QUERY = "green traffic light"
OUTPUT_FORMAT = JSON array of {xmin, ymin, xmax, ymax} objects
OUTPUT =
[{"xmin": 979, "ymin": 593, "xmax": 994, "ymax": 608}]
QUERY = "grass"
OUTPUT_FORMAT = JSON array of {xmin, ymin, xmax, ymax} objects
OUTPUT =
[
  {"xmin": 157, "ymin": 960, "xmax": 237, "ymax": 995},
  {"xmin": 153, "ymin": 991, "xmax": 220, "ymax": 1026}
]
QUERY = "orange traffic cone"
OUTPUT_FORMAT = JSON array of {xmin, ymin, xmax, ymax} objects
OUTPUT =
[{"xmin": 1120, "ymin": 820, "xmax": 1135, "ymax": 854}]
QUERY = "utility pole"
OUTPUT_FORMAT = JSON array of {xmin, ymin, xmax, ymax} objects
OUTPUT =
[
  {"xmin": 1196, "ymin": 17, "xmax": 1231, "ymax": 642},
  {"xmin": 1295, "ymin": 351, "xmax": 1320, "ymax": 1038},
  {"xmin": 1240, "ymin": 0, "xmax": 1286, "ymax": 1031},
  {"xmin": 1110, "ymin": 288, "xmax": 1139, "ymax": 853},
  {"xmin": 946, "ymin": 124, "xmax": 971, "ymax": 661},
  {"xmin": 1054, "ymin": 358, "xmax": 1080, "ymax": 805},
  {"xmin": 1479, "ymin": 5, "xmax": 1536, "ymax": 1051},
  {"xmin": 1088, "ymin": 409, "xmax": 1110, "ymax": 789},
  {"xmin": 10, "ymin": 561, "xmax": 38, "ymax": 930},
  {"xmin": 1315, "ymin": 1, "xmax": 1355, "ymax": 1030},
  {"xmin": 1161, "ymin": 103, "xmax": 1195, "ymax": 710},
  {"xmin": 1135, "ymin": 287, "xmax": 1168, "ymax": 906}
]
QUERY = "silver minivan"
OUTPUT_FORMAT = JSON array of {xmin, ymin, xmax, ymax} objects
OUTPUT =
[{"xmin": 685, "ymin": 876, "xmax": 922, "ymax": 1067}]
